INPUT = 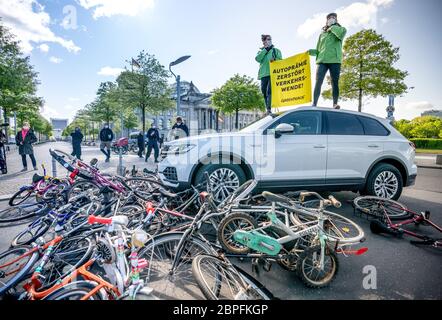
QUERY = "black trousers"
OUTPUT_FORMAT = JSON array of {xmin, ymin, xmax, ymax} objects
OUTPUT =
[
  {"xmin": 21, "ymin": 154, "xmax": 36, "ymax": 168},
  {"xmin": 313, "ymin": 63, "xmax": 341, "ymax": 106},
  {"xmin": 137, "ymin": 144, "xmax": 144, "ymax": 157},
  {"xmin": 71, "ymin": 144, "xmax": 82, "ymax": 159},
  {"xmin": 260, "ymin": 76, "xmax": 272, "ymax": 113},
  {"xmin": 145, "ymin": 143, "xmax": 159, "ymax": 161}
]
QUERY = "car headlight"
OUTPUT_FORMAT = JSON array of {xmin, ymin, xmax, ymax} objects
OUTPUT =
[{"xmin": 164, "ymin": 144, "xmax": 196, "ymax": 155}]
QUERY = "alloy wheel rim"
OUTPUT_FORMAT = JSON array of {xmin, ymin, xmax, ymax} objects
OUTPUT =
[
  {"xmin": 374, "ymin": 171, "xmax": 399, "ymax": 199},
  {"xmin": 209, "ymin": 168, "xmax": 240, "ymax": 203}
]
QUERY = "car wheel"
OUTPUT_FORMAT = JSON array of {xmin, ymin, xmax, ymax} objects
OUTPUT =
[
  {"xmin": 365, "ymin": 163, "xmax": 403, "ymax": 200},
  {"xmin": 194, "ymin": 164, "xmax": 246, "ymax": 204}
]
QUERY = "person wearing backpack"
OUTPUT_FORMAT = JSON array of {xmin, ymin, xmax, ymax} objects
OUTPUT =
[
  {"xmin": 256, "ymin": 34, "xmax": 283, "ymax": 114},
  {"xmin": 309, "ymin": 13, "xmax": 347, "ymax": 109}
]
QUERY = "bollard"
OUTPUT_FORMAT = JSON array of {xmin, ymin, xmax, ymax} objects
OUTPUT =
[
  {"xmin": 436, "ymin": 155, "xmax": 442, "ymax": 165},
  {"xmin": 52, "ymin": 156, "xmax": 57, "ymax": 177}
]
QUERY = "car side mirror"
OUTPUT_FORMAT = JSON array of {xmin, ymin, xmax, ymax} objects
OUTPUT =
[{"xmin": 274, "ymin": 123, "xmax": 294, "ymax": 138}]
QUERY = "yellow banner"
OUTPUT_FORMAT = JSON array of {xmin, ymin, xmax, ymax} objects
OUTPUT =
[{"xmin": 270, "ymin": 52, "xmax": 312, "ymax": 110}]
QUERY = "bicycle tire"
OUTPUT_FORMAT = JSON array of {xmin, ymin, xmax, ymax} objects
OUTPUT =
[
  {"xmin": 43, "ymin": 281, "xmax": 104, "ymax": 300},
  {"xmin": 138, "ymin": 232, "xmax": 212, "ymax": 300},
  {"xmin": 67, "ymin": 180, "xmax": 101, "ymax": 201},
  {"xmin": 0, "ymin": 246, "xmax": 39, "ymax": 296},
  {"xmin": 192, "ymin": 254, "xmax": 273, "ymax": 300},
  {"xmin": 217, "ymin": 213, "xmax": 258, "ymax": 254},
  {"xmin": 8, "ymin": 188, "xmax": 35, "ymax": 207},
  {"xmin": 353, "ymin": 196, "xmax": 410, "ymax": 220},
  {"xmin": 11, "ymin": 218, "xmax": 51, "ymax": 247},
  {"xmin": 296, "ymin": 245, "xmax": 339, "ymax": 289},
  {"xmin": 0, "ymin": 203, "xmax": 45, "ymax": 223}
]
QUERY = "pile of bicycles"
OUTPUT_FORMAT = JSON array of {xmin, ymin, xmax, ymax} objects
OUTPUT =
[{"xmin": 0, "ymin": 149, "xmax": 368, "ymax": 300}]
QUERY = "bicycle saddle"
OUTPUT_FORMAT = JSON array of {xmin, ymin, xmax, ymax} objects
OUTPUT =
[
  {"xmin": 32, "ymin": 174, "xmax": 44, "ymax": 184},
  {"xmin": 262, "ymin": 192, "xmax": 293, "ymax": 205}
]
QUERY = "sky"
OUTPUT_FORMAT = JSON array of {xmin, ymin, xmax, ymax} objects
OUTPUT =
[{"xmin": 0, "ymin": 0, "xmax": 441, "ymax": 122}]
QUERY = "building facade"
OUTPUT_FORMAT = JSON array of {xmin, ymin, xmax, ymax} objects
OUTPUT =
[
  {"xmin": 422, "ymin": 110, "xmax": 442, "ymax": 119},
  {"xmin": 50, "ymin": 118, "xmax": 68, "ymax": 140},
  {"xmin": 143, "ymin": 81, "xmax": 262, "ymax": 137}
]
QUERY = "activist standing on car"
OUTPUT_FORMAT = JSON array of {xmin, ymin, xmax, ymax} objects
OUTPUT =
[
  {"xmin": 145, "ymin": 123, "xmax": 160, "ymax": 163},
  {"xmin": 309, "ymin": 13, "xmax": 347, "ymax": 109},
  {"xmin": 99, "ymin": 124, "xmax": 114, "ymax": 163},
  {"xmin": 70, "ymin": 127, "xmax": 84, "ymax": 160},
  {"xmin": 15, "ymin": 121, "xmax": 38, "ymax": 172},
  {"xmin": 256, "ymin": 35, "xmax": 283, "ymax": 115}
]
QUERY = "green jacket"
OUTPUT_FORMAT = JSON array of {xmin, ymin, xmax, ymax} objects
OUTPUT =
[
  {"xmin": 255, "ymin": 47, "xmax": 283, "ymax": 80},
  {"xmin": 309, "ymin": 25, "xmax": 347, "ymax": 64}
]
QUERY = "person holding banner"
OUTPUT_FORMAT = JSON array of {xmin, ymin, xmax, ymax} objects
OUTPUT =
[
  {"xmin": 309, "ymin": 13, "xmax": 346, "ymax": 109},
  {"xmin": 256, "ymin": 35, "xmax": 283, "ymax": 114}
]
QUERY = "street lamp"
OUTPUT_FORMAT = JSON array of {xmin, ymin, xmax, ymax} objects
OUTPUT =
[{"xmin": 169, "ymin": 55, "xmax": 191, "ymax": 116}]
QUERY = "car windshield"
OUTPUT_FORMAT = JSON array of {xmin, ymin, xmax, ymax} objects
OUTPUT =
[{"xmin": 240, "ymin": 116, "xmax": 274, "ymax": 133}]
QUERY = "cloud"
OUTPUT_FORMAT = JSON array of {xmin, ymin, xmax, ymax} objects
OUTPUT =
[
  {"xmin": 77, "ymin": 0, "xmax": 155, "ymax": 19},
  {"xmin": 0, "ymin": 0, "xmax": 81, "ymax": 54},
  {"xmin": 404, "ymin": 101, "xmax": 434, "ymax": 111},
  {"xmin": 297, "ymin": 0, "xmax": 394, "ymax": 39},
  {"xmin": 208, "ymin": 49, "xmax": 220, "ymax": 55},
  {"xmin": 38, "ymin": 43, "xmax": 49, "ymax": 53},
  {"xmin": 49, "ymin": 56, "xmax": 63, "ymax": 64},
  {"xmin": 97, "ymin": 66, "xmax": 124, "ymax": 77}
]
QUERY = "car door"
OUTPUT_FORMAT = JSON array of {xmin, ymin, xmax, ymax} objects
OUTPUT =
[
  {"xmin": 325, "ymin": 112, "xmax": 387, "ymax": 184},
  {"xmin": 259, "ymin": 111, "xmax": 327, "ymax": 185}
]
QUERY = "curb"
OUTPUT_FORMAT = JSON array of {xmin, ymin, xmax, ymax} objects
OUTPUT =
[
  {"xmin": 0, "ymin": 195, "xmax": 12, "ymax": 202},
  {"xmin": 417, "ymin": 165, "xmax": 442, "ymax": 170}
]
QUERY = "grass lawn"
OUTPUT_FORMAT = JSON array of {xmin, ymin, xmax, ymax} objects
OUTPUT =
[{"xmin": 416, "ymin": 149, "xmax": 442, "ymax": 154}]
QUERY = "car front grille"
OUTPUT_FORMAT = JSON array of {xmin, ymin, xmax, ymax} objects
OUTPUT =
[{"xmin": 162, "ymin": 167, "xmax": 178, "ymax": 181}]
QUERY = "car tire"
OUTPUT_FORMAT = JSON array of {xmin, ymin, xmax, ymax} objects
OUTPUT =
[
  {"xmin": 365, "ymin": 163, "xmax": 403, "ymax": 200},
  {"xmin": 194, "ymin": 164, "xmax": 246, "ymax": 204}
]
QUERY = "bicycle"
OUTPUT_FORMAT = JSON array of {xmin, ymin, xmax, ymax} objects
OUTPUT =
[{"xmin": 354, "ymin": 196, "xmax": 442, "ymax": 247}]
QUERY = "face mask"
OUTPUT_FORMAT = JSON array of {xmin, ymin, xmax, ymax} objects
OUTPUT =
[
  {"xmin": 23, "ymin": 126, "xmax": 30, "ymax": 130},
  {"xmin": 264, "ymin": 40, "xmax": 272, "ymax": 48},
  {"xmin": 104, "ymin": 126, "xmax": 109, "ymax": 129},
  {"xmin": 327, "ymin": 18, "xmax": 337, "ymax": 27}
]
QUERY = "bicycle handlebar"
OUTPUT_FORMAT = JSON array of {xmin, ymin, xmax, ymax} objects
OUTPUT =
[
  {"xmin": 88, "ymin": 215, "xmax": 113, "ymax": 225},
  {"xmin": 299, "ymin": 191, "xmax": 342, "ymax": 208}
]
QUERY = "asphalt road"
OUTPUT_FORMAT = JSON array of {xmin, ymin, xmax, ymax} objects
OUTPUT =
[{"xmin": 0, "ymin": 166, "xmax": 441, "ymax": 300}]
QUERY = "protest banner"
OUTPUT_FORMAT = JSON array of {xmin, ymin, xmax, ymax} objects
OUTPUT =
[{"xmin": 270, "ymin": 52, "xmax": 312, "ymax": 110}]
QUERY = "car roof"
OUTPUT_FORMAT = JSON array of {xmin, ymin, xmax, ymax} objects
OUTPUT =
[{"xmin": 278, "ymin": 106, "xmax": 388, "ymax": 123}]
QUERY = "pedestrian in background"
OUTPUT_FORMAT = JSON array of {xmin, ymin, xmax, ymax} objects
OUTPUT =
[
  {"xmin": 309, "ymin": 13, "xmax": 347, "ymax": 109},
  {"xmin": 15, "ymin": 121, "xmax": 38, "ymax": 172},
  {"xmin": 137, "ymin": 131, "xmax": 145, "ymax": 158},
  {"xmin": 70, "ymin": 127, "xmax": 83, "ymax": 160},
  {"xmin": 172, "ymin": 117, "xmax": 189, "ymax": 139},
  {"xmin": 99, "ymin": 124, "xmax": 114, "ymax": 163},
  {"xmin": 145, "ymin": 123, "xmax": 160, "ymax": 163},
  {"xmin": 255, "ymin": 34, "xmax": 283, "ymax": 114}
]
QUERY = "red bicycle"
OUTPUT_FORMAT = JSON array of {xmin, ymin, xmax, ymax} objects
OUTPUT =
[{"xmin": 353, "ymin": 196, "xmax": 442, "ymax": 247}]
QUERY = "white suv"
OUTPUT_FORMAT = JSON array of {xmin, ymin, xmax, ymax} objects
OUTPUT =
[{"xmin": 158, "ymin": 107, "xmax": 417, "ymax": 202}]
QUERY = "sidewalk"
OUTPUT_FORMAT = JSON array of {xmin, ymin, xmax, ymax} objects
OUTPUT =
[
  {"xmin": 0, "ymin": 142, "xmax": 157, "ymax": 201},
  {"xmin": 415, "ymin": 154, "xmax": 442, "ymax": 170}
]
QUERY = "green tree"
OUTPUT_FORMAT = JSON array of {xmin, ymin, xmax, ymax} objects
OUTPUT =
[
  {"xmin": 0, "ymin": 23, "xmax": 42, "ymax": 136},
  {"xmin": 211, "ymin": 74, "xmax": 265, "ymax": 130},
  {"xmin": 116, "ymin": 51, "xmax": 173, "ymax": 132},
  {"xmin": 393, "ymin": 119, "xmax": 412, "ymax": 138},
  {"xmin": 92, "ymin": 82, "xmax": 119, "ymax": 126},
  {"xmin": 323, "ymin": 29, "xmax": 408, "ymax": 112},
  {"xmin": 409, "ymin": 116, "xmax": 442, "ymax": 139}
]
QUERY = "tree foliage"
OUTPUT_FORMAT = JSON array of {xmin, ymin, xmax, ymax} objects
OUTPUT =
[
  {"xmin": 323, "ymin": 29, "xmax": 408, "ymax": 112},
  {"xmin": 211, "ymin": 74, "xmax": 265, "ymax": 129},
  {"xmin": 394, "ymin": 116, "xmax": 442, "ymax": 139}
]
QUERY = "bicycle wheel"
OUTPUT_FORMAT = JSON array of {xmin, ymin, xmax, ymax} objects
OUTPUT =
[
  {"xmin": 36, "ymin": 236, "xmax": 94, "ymax": 290},
  {"xmin": 353, "ymin": 196, "xmax": 410, "ymax": 220},
  {"xmin": 192, "ymin": 255, "xmax": 273, "ymax": 300},
  {"xmin": 137, "ymin": 232, "xmax": 212, "ymax": 300},
  {"xmin": 42, "ymin": 181, "xmax": 70, "ymax": 201},
  {"xmin": 296, "ymin": 245, "xmax": 339, "ymax": 289},
  {"xmin": 0, "ymin": 202, "xmax": 45, "ymax": 223},
  {"xmin": 43, "ymin": 281, "xmax": 103, "ymax": 300},
  {"xmin": 0, "ymin": 246, "xmax": 40, "ymax": 296},
  {"xmin": 291, "ymin": 210, "xmax": 365, "ymax": 245},
  {"xmin": 217, "ymin": 213, "xmax": 258, "ymax": 254},
  {"xmin": 67, "ymin": 180, "xmax": 101, "ymax": 201},
  {"xmin": 9, "ymin": 188, "xmax": 35, "ymax": 207},
  {"xmin": 11, "ymin": 218, "xmax": 52, "ymax": 247}
]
